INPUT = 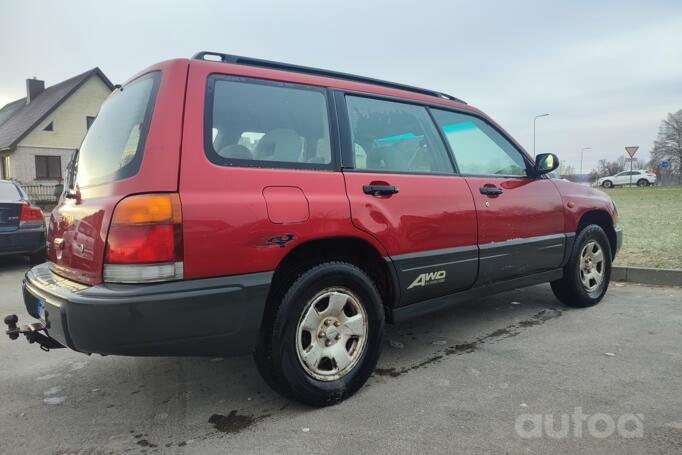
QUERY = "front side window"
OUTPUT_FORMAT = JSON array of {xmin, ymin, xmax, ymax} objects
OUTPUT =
[
  {"xmin": 207, "ymin": 77, "xmax": 332, "ymax": 167},
  {"xmin": 35, "ymin": 155, "xmax": 61, "ymax": 179},
  {"xmin": 346, "ymin": 96, "xmax": 453, "ymax": 174},
  {"xmin": 77, "ymin": 72, "xmax": 160, "ymax": 187},
  {"xmin": 432, "ymin": 109, "xmax": 529, "ymax": 177}
]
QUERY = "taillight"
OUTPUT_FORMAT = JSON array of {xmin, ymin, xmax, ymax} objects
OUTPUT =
[
  {"xmin": 20, "ymin": 203, "xmax": 43, "ymax": 224},
  {"xmin": 104, "ymin": 193, "xmax": 183, "ymax": 283}
]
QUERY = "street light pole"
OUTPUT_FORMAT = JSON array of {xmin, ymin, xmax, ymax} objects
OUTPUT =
[
  {"xmin": 533, "ymin": 113, "xmax": 550, "ymax": 158},
  {"xmin": 580, "ymin": 147, "xmax": 591, "ymax": 177}
]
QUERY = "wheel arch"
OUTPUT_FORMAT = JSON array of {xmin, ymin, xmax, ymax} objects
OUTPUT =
[
  {"xmin": 260, "ymin": 236, "xmax": 398, "ymax": 332},
  {"xmin": 577, "ymin": 210, "xmax": 617, "ymax": 259}
]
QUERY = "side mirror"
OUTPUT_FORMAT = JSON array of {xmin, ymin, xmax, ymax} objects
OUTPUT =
[{"xmin": 534, "ymin": 153, "xmax": 559, "ymax": 176}]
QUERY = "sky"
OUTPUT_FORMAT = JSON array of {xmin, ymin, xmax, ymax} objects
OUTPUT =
[{"xmin": 1, "ymin": 0, "xmax": 680, "ymax": 173}]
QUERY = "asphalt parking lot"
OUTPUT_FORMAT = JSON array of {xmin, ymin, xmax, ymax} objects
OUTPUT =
[{"xmin": 0, "ymin": 256, "xmax": 680, "ymax": 454}]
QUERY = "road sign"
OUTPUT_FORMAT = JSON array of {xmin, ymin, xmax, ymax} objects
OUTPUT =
[
  {"xmin": 625, "ymin": 146, "xmax": 639, "ymax": 186},
  {"xmin": 661, "ymin": 161, "xmax": 669, "ymax": 169}
]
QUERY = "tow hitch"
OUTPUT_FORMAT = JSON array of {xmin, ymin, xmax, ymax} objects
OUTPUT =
[{"xmin": 4, "ymin": 314, "xmax": 64, "ymax": 351}]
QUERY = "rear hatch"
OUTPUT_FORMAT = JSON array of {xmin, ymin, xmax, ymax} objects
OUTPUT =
[
  {"xmin": 0, "ymin": 182, "xmax": 22, "ymax": 233},
  {"xmin": 48, "ymin": 61, "xmax": 188, "ymax": 285}
]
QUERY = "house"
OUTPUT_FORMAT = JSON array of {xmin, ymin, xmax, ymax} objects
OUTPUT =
[{"xmin": 0, "ymin": 68, "xmax": 113, "ymax": 185}]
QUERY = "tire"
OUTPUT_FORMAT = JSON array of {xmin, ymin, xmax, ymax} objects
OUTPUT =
[
  {"xmin": 637, "ymin": 179, "xmax": 649, "ymax": 187},
  {"xmin": 602, "ymin": 180, "xmax": 613, "ymax": 188},
  {"xmin": 551, "ymin": 225, "xmax": 612, "ymax": 308},
  {"xmin": 255, "ymin": 262, "xmax": 384, "ymax": 406}
]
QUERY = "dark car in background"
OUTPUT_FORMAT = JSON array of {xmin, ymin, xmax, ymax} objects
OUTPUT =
[{"xmin": 0, "ymin": 180, "xmax": 46, "ymax": 263}]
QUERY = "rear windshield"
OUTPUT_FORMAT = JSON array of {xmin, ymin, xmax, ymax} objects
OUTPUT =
[
  {"xmin": 0, "ymin": 182, "xmax": 21, "ymax": 201},
  {"xmin": 76, "ymin": 72, "xmax": 160, "ymax": 187}
]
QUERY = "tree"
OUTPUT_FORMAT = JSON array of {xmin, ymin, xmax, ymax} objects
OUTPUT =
[
  {"xmin": 558, "ymin": 162, "xmax": 575, "ymax": 177},
  {"xmin": 650, "ymin": 109, "xmax": 682, "ymax": 173}
]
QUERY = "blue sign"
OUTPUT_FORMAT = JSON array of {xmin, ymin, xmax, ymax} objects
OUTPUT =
[{"xmin": 661, "ymin": 161, "xmax": 669, "ymax": 168}]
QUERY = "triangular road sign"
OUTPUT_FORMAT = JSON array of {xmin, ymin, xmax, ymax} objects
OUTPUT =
[{"xmin": 625, "ymin": 146, "xmax": 639, "ymax": 158}]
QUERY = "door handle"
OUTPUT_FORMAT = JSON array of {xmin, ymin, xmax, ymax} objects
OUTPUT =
[
  {"xmin": 479, "ymin": 186, "xmax": 503, "ymax": 196},
  {"xmin": 363, "ymin": 184, "xmax": 399, "ymax": 196}
]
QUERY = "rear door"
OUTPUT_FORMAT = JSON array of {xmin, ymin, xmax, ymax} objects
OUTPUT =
[
  {"xmin": 339, "ymin": 94, "xmax": 478, "ymax": 305},
  {"xmin": 431, "ymin": 109, "xmax": 565, "ymax": 285}
]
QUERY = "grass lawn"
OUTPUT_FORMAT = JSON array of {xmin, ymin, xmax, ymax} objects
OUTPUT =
[{"xmin": 603, "ymin": 185, "xmax": 682, "ymax": 269}]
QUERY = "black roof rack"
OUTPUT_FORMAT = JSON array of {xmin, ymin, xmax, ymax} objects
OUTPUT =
[{"xmin": 192, "ymin": 51, "xmax": 466, "ymax": 104}]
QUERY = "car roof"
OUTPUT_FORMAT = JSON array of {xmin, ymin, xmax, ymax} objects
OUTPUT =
[{"xmin": 187, "ymin": 53, "xmax": 485, "ymax": 117}]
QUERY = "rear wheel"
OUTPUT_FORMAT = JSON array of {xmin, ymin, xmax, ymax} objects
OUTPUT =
[
  {"xmin": 551, "ymin": 225, "xmax": 612, "ymax": 307},
  {"xmin": 637, "ymin": 179, "xmax": 649, "ymax": 187},
  {"xmin": 255, "ymin": 262, "xmax": 384, "ymax": 406},
  {"xmin": 602, "ymin": 180, "xmax": 613, "ymax": 188}
]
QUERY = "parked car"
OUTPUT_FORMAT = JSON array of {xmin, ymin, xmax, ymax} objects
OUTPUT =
[
  {"xmin": 5, "ymin": 53, "xmax": 622, "ymax": 406},
  {"xmin": 0, "ymin": 180, "xmax": 46, "ymax": 263},
  {"xmin": 597, "ymin": 170, "xmax": 656, "ymax": 188}
]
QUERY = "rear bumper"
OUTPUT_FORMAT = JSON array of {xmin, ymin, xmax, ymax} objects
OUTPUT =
[
  {"xmin": 22, "ymin": 263, "xmax": 272, "ymax": 356},
  {"xmin": 0, "ymin": 227, "xmax": 45, "ymax": 256}
]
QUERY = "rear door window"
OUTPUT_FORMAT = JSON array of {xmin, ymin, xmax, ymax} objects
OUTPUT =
[
  {"xmin": 206, "ymin": 77, "xmax": 332, "ymax": 168},
  {"xmin": 76, "ymin": 72, "xmax": 160, "ymax": 187},
  {"xmin": 345, "ymin": 96, "xmax": 453, "ymax": 174}
]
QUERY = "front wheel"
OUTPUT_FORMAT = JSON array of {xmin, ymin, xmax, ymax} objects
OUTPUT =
[
  {"xmin": 255, "ymin": 262, "xmax": 384, "ymax": 406},
  {"xmin": 551, "ymin": 225, "xmax": 612, "ymax": 307},
  {"xmin": 602, "ymin": 180, "xmax": 613, "ymax": 188}
]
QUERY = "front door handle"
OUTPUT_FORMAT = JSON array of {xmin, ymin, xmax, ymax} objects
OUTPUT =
[
  {"xmin": 480, "ymin": 186, "xmax": 503, "ymax": 196},
  {"xmin": 363, "ymin": 184, "xmax": 400, "ymax": 196}
]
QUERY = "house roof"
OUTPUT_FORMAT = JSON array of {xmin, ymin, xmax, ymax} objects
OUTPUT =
[{"xmin": 0, "ymin": 68, "xmax": 114, "ymax": 150}]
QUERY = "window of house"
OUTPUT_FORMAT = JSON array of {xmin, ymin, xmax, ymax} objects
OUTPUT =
[
  {"xmin": 35, "ymin": 155, "xmax": 62, "ymax": 179},
  {"xmin": 43, "ymin": 121, "xmax": 54, "ymax": 132},
  {"xmin": 431, "ymin": 109, "xmax": 529, "ymax": 177},
  {"xmin": 207, "ymin": 77, "xmax": 332, "ymax": 167},
  {"xmin": 86, "ymin": 116, "xmax": 96, "ymax": 130},
  {"xmin": 345, "ymin": 96, "xmax": 453, "ymax": 174}
]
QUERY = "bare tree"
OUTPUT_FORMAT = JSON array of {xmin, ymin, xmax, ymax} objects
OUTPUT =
[
  {"xmin": 558, "ymin": 162, "xmax": 575, "ymax": 177},
  {"xmin": 650, "ymin": 109, "xmax": 682, "ymax": 173}
]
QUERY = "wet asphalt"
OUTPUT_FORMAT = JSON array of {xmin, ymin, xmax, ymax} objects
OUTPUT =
[{"xmin": 0, "ymin": 255, "xmax": 681, "ymax": 454}]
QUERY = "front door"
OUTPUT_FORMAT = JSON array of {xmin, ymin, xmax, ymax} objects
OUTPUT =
[
  {"xmin": 431, "ymin": 109, "xmax": 565, "ymax": 285},
  {"xmin": 339, "ymin": 94, "xmax": 478, "ymax": 305}
]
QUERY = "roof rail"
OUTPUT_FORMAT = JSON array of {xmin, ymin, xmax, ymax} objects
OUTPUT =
[{"xmin": 192, "ymin": 51, "xmax": 466, "ymax": 104}]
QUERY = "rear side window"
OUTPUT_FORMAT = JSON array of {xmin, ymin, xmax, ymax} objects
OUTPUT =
[
  {"xmin": 0, "ymin": 182, "xmax": 21, "ymax": 201},
  {"xmin": 432, "ymin": 109, "xmax": 529, "ymax": 177},
  {"xmin": 346, "ymin": 96, "xmax": 453, "ymax": 174},
  {"xmin": 77, "ymin": 72, "xmax": 160, "ymax": 187},
  {"xmin": 206, "ymin": 77, "xmax": 332, "ymax": 168}
]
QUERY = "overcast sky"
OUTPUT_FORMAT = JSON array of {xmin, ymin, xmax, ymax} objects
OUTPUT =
[{"xmin": 1, "ymin": 0, "xmax": 680, "ymax": 172}]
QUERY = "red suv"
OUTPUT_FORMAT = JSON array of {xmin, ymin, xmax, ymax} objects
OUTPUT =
[{"xmin": 6, "ymin": 52, "xmax": 622, "ymax": 406}]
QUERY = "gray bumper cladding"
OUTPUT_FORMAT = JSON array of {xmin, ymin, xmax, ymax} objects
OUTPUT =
[{"xmin": 21, "ymin": 263, "xmax": 272, "ymax": 357}]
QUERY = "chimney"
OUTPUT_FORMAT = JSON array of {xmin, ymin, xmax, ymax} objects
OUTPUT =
[{"xmin": 26, "ymin": 77, "xmax": 45, "ymax": 103}]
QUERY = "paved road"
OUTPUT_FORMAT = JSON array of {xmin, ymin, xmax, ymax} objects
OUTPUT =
[{"xmin": 1, "ymin": 256, "xmax": 681, "ymax": 454}]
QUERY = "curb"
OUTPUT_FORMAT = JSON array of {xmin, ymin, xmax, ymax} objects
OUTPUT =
[{"xmin": 612, "ymin": 266, "xmax": 682, "ymax": 287}]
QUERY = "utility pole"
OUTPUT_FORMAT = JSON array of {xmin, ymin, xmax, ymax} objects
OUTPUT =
[
  {"xmin": 533, "ymin": 114, "xmax": 550, "ymax": 158},
  {"xmin": 580, "ymin": 147, "xmax": 591, "ymax": 177}
]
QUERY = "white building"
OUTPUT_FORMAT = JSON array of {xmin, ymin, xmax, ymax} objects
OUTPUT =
[{"xmin": 0, "ymin": 68, "xmax": 113, "ymax": 185}]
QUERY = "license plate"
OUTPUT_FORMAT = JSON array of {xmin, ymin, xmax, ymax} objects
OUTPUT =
[{"xmin": 36, "ymin": 298, "xmax": 46, "ymax": 322}]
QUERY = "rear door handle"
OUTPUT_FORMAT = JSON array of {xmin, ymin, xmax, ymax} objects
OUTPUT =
[
  {"xmin": 479, "ymin": 186, "xmax": 503, "ymax": 196},
  {"xmin": 363, "ymin": 185, "xmax": 399, "ymax": 196}
]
